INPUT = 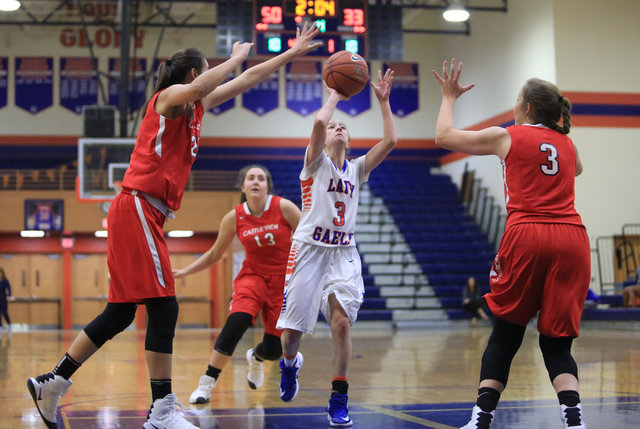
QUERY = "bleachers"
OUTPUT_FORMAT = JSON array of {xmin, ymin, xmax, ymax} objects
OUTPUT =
[{"xmin": 364, "ymin": 158, "xmax": 496, "ymax": 321}]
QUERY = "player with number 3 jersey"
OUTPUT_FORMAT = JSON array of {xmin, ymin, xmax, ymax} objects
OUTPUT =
[
  {"xmin": 277, "ymin": 69, "xmax": 397, "ymax": 427},
  {"xmin": 433, "ymin": 59, "xmax": 590, "ymax": 429}
]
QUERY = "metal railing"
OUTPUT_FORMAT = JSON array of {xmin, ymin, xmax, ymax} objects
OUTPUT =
[
  {"xmin": 0, "ymin": 168, "xmax": 239, "ymax": 192},
  {"xmin": 461, "ymin": 172, "xmax": 506, "ymax": 252}
]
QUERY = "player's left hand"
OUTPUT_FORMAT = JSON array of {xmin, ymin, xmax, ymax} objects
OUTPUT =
[
  {"xmin": 291, "ymin": 21, "xmax": 323, "ymax": 56},
  {"xmin": 432, "ymin": 58, "xmax": 475, "ymax": 100},
  {"xmin": 371, "ymin": 69, "xmax": 394, "ymax": 101}
]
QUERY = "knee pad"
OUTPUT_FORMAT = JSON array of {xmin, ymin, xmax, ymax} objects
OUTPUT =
[
  {"xmin": 539, "ymin": 334, "xmax": 577, "ymax": 382},
  {"xmin": 84, "ymin": 303, "xmax": 137, "ymax": 348},
  {"xmin": 255, "ymin": 333, "xmax": 283, "ymax": 361},
  {"xmin": 214, "ymin": 312, "xmax": 253, "ymax": 356},
  {"xmin": 480, "ymin": 318, "xmax": 526, "ymax": 386},
  {"xmin": 145, "ymin": 297, "xmax": 178, "ymax": 354}
]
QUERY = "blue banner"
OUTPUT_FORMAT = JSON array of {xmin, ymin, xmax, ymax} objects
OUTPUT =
[
  {"xmin": 286, "ymin": 61, "xmax": 322, "ymax": 117},
  {"xmin": 59, "ymin": 57, "xmax": 99, "ymax": 114},
  {"xmin": 0, "ymin": 57, "xmax": 7, "ymax": 109},
  {"xmin": 337, "ymin": 61, "xmax": 371, "ymax": 116},
  {"xmin": 207, "ymin": 58, "xmax": 236, "ymax": 115},
  {"xmin": 242, "ymin": 60, "xmax": 278, "ymax": 116},
  {"xmin": 384, "ymin": 62, "xmax": 419, "ymax": 117},
  {"xmin": 15, "ymin": 57, "xmax": 53, "ymax": 114},
  {"xmin": 108, "ymin": 58, "xmax": 147, "ymax": 114}
]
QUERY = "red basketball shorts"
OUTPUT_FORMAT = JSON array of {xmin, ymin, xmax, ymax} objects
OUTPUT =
[
  {"xmin": 107, "ymin": 192, "xmax": 174, "ymax": 303},
  {"xmin": 230, "ymin": 264, "xmax": 285, "ymax": 337},
  {"xmin": 485, "ymin": 222, "xmax": 590, "ymax": 338}
]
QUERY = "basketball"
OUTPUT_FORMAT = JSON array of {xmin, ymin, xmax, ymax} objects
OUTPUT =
[{"xmin": 322, "ymin": 51, "xmax": 369, "ymax": 97}]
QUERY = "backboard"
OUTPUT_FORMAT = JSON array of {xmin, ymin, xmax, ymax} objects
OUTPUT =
[{"xmin": 77, "ymin": 138, "xmax": 135, "ymax": 201}]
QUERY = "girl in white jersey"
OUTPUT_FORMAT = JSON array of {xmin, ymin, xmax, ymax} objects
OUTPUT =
[{"xmin": 276, "ymin": 69, "xmax": 396, "ymax": 427}]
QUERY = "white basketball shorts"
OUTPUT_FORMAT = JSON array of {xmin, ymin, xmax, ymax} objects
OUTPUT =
[{"xmin": 276, "ymin": 240, "xmax": 364, "ymax": 335}]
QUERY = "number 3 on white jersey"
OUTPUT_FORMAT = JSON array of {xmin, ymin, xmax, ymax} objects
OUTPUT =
[{"xmin": 539, "ymin": 142, "xmax": 559, "ymax": 175}]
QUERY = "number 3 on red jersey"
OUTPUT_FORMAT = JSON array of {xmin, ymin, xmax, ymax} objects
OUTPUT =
[{"xmin": 539, "ymin": 142, "xmax": 559, "ymax": 176}]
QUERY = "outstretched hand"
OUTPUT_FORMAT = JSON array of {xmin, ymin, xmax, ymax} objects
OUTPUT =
[
  {"xmin": 291, "ymin": 21, "xmax": 323, "ymax": 56},
  {"xmin": 371, "ymin": 68, "xmax": 394, "ymax": 101},
  {"xmin": 172, "ymin": 269, "xmax": 186, "ymax": 279},
  {"xmin": 231, "ymin": 41, "xmax": 253, "ymax": 61},
  {"xmin": 432, "ymin": 58, "xmax": 475, "ymax": 99}
]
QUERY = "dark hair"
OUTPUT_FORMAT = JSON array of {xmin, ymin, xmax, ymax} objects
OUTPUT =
[
  {"xmin": 521, "ymin": 78, "xmax": 572, "ymax": 134},
  {"xmin": 237, "ymin": 164, "xmax": 274, "ymax": 203},
  {"xmin": 466, "ymin": 276, "xmax": 477, "ymax": 292},
  {"xmin": 143, "ymin": 48, "xmax": 206, "ymax": 116},
  {"xmin": 0, "ymin": 268, "xmax": 5, "ymax": 279}
]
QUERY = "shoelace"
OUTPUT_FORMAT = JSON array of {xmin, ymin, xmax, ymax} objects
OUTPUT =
[
  {"xmin": 280, "ymin": 366, "xmax": 298, "ymax": 391},
  {"xmin": 328, "ymin": 395, "xmax": 349, "ymax": 420},
  {"xmin": 563, "ymin": 407, "xmax": 582, "ymax": 426},
  {"xmin": 474, "ymin": 411, "xmax": 493, "ymax": 429},
  {"xmin": 165, "ymin": 399, "xmax": 193, "ymax": 427},
  {"xmin": 35, "ymin": 373, "xmax": 56, "ymax": 384}
]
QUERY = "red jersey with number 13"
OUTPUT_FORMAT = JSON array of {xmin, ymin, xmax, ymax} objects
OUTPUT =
[
  {"xmin": 503, "ymin": 124, "xmax": 583, "ymax": 228},
  {"xmin": 122, "ymin": 90, "xmax": 203, "ymax": 211},
  {"xmin": 236, "ymin": 195, "xmax": 293, "ymax": 275}
]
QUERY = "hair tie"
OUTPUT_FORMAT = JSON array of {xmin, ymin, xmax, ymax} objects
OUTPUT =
[
  {"xmin": 165, "ymin": 59, "xmax": 172, "ymax": 67},
  {"xmin": 558, "ymin": 95, "xmax": 563, "ymax": 102}
]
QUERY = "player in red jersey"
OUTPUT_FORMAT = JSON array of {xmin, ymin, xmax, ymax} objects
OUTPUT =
[
  {"xmin": 27, "ymin": 23, "xmax": 320, "ymax": 429},
  {"xmin": 433, "ymin": 59, "xmax": 589, "ymax": 429},
  {"xmin": 172, "ymin": 165, "xmax": 300, "ymax": 404}
]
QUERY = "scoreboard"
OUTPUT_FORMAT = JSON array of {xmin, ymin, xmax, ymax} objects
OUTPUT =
[{"xmin": 253, "ymin": 0, "xmax": 368, "ymax": 57}]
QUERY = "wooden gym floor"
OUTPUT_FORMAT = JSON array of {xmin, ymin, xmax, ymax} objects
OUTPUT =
[{"xmin": 2, "ymin": 321, "xmax": 639, "ymax": 428}]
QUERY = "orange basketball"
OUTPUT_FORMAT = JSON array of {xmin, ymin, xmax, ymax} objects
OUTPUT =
[{"xmin": 322, "ymin": 51, "xmax": 369, "ymax": 97}]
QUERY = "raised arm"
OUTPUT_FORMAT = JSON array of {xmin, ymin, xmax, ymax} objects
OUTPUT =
[
  {"xmin": 307, "ymin": 87, "xmax": 347, "ymax": 165},
  {"xmin": 433, "ymin": 59, "xmax": 510, "ymax": 159},
  {"xmin": 156, "ymin": 42, "xmax": 252, "ymax": 113},
  {"xmin": 172, "ymin": 210, "xmax": 237, "ymax": 278},
  {"xmin": 202, "ymin": 22, "xmax": 322, "ymax": 111},
  {"xmin": 364, "ymin": 69, "xmax": 397, "ymax": 176}
]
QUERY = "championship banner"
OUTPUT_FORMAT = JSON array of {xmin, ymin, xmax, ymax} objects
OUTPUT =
[
  {"xmin": 207, "ymin": 58, "xmax": 236, "ymax": 115},
  {"xmin": 108, "ymin": 58, "xmax": 148, "ymax": 113},
  {"xmin": 384, "ymin": 62, "xmax": 419, "ymax": 117},
  {"xmin": 0, "ymin": 57, "xmax": 7, "ymax": 109},
  {"xmin": 285, "ymin": 61, "xmax": 322, "ymax": 117},
  {"xmin": 337, "ymin": 61, "xmax": 371, "ymax": 116},
  {"xmin": 242, "ymin": 60, "xmax": 278, "ymax": 116},
  {"xmin": 59, "ymin": 57, "xmax": 99, "ymax": 114},
  {"xmin": 15, "ymin": 57, "xmax": 54, "ymax": 114}
]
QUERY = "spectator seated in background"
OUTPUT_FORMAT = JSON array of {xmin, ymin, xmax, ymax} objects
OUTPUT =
[
  {"xmin": 462, "ymin": 276, "xmax": 490, "ymax": 325},
  {"xmin": 623, "ymin": 265, "xmax": 640, "ymax": 308}
]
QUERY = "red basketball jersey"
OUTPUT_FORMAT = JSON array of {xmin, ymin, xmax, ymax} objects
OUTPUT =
[
  {"xmin": 122, "ymin": 90, "xmax": 203, "ymax": 211},
  {"xmin": 236, "ymin": 196, "xmax": 294, "ymax": 275},
  {"xmin": 503, "ymin": 124, "xmax": 583, "ymax": 228}
]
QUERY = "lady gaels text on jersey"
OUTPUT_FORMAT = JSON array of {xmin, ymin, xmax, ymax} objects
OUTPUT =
[{"xmin": 293, "ymin": 151, "xmax": 369, "ymax": 247}]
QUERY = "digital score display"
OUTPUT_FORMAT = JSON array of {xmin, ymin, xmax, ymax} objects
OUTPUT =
[{"xmin": 253, "ymin": 0, "xmax": 367, "ymax": 57}]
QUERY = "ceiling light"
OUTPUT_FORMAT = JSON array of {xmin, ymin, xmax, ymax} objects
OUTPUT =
[
  {"xmin": 94, "ymin": 230, "xmax": 108, "ymax": 238},
  {"xmin": 0, "ymin": 0, "xmax": 21, "ymax": 12},
  {"xmin": 443, "ymin": 0, "xmax": 470, "ymax": 22}
]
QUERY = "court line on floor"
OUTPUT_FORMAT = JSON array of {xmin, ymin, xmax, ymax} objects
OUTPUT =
[{"xmin": 359, "ymin": 405, "xmax": 458, "ymax": 429}]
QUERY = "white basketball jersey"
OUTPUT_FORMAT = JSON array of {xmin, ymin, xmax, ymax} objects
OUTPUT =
[{"xmin": 293, "ymin": 149, "xmax": 369, "ymax": 247}]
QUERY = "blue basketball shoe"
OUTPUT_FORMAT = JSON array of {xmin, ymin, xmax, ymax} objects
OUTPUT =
[
  {"xmin": 327, "ymin": 393, "xmax": 352, "ymax": 427},
  {"xmin": 279, "ymin": 352, "xmax": 303, "ymax": 402}
]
